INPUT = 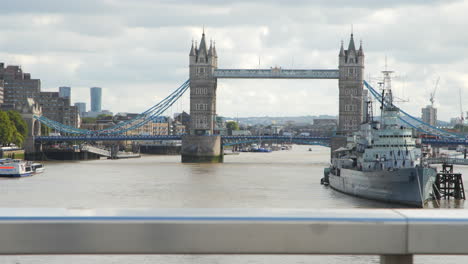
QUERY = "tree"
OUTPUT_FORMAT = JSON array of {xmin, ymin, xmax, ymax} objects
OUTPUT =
[
  {"xmin": 0, "ymin": 111, "xmax": 15, "ymax": 146},
  {"xmin": 97, "ymin": 114, "xmax": 112, "ymax": 119},
  {"xmin": 226, "ymin": 121, "xmax": 239, "ymax": 135},
  {"xmin": 454, "ymin": 124, "xmax": 468, "ymax": 133},
  {"xmin": 7, "ymin": 110, "xmax": 28, "ymax": 146},
  {"xmin": 82, "ymin": 117, "xmax": 97, "ymax": 124}
]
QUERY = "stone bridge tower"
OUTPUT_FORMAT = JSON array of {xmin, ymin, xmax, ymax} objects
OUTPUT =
[
  {"xmin": 338, "ymin": 33, "xmax": 365, "ymax": 134},
  {"xmin": 188, "ymin": 31, "xmax": 218, "ymax": 135},
  {"xmin": 182, "ymin": 31, "xmax": 223, "ymax": 163},
  {"xmin": 15, "ymin": 98, "xmax": 42, "ymax": 155}
]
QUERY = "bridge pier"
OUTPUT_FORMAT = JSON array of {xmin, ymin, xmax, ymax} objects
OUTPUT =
[{"xmin": 181, "ymin": 135, "xmax": 223, "ymax": 163}]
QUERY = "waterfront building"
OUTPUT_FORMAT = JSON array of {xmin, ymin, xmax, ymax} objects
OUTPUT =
[
  {"xmin": 0, "ymin": 63, "xmax": 80, "ymax": 128},
  {"xmin": 313, "ymin": 119, "xmax": 338, "ymax": 126},
  {"xmin": 112, "ymin": 113, "xmax": 154, "ymax": 136},
  {"xmin": 59, "ymin": 86, "xmax": 71, "ymax": 99},
  {"xmin": 0, "ymin": 64, "xmax": 41, "ymax": 106},
  {"xmin": 80, "ymin": 122, "xmax": 114, "ymax": 131},
  {"xmin": 421, "ymin": 105, "xmax": 437, "ymax": 126},
  {"xmin": 152, "ymin": 116, "xmax": 171, "ymax": 135},
  {"xmin": 82, "ymin": 110, "xmax": 113, "ymax": 118},
  {"xmin": 38, "ymin": 92, "xmax": 80, "ymax": 127},
  {"xmin": 174, "ymin": 111, "xmax": 190, "ymax": 128},
  {"xmin": 74, "ymin": 102, "xmax": 86, "ymax": 115},
  {"xmin": 90, "ymin": 87, "xmax": 102, "ymax": 112},
  {"xmin": 172, "ymin": 121, "xmax": 186, "ymax": 135}
]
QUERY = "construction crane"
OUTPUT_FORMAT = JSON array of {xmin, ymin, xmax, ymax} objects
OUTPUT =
[
  {"xmin": 460, "ymin": 88, "xmax": 464, "ymax": 124},
  {"xmin": 430, "ymin": 77, "xmax": 440, "ymax": 107}
]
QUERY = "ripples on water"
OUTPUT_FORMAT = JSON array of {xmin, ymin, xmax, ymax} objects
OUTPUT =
[{"xmin": 1, "ymin": 145, "xmax": 466, "ymax": 263}]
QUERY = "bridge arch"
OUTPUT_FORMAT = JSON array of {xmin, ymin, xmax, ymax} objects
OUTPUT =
[{"xmin": 33, "ymin": 119, "xmax": 41, "ymax": 137}]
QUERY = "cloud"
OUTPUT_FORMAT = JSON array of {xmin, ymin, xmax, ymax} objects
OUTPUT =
[
  {"xmin": 0, "ymin": 0, "xmax": 467, "ymax": 121},
  {"xmin": 0, "ymin": 0, "xmax": 114, "ymax": 14}
]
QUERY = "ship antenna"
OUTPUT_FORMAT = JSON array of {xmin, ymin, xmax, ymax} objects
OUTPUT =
[
  {"xmin": 378, "ymin": 81, "xmax": 384, "ymax": 126},
  {"xmin": 378, "ymin": 82, "xmax": 384, "ymax": 110},
  {"xmin": 367, "ymin": 96, "xmax": 374, "ymax": 123}
]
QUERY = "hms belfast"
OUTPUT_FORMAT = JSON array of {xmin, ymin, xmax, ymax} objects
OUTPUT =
[{"xmin": 324, "ymin": 70, "xmax": 437, "ymax": 207}]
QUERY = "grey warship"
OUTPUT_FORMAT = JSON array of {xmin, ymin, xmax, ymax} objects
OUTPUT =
[{"xmin": 324, "ymin": 71, "xmax": 437, "ymax": 207}]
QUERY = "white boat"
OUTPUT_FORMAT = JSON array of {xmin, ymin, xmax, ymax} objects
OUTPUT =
[
  {"xmin": 31, "ymin": 163, "xmax": 45, "ymax": 174},
  {"xmin": 0, "ymin": 159, "xmax": 45, "ymax": 177}
]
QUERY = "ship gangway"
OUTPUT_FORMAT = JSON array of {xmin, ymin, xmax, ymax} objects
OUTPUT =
[{"xmin": 80, "ymin": 144, "xmax": 140, "ymax": 159}]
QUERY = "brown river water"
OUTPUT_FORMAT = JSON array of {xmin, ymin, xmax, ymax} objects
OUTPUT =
[{"xmin": 0, "ymin": 145, "xmax": 467, "ymax": 263}]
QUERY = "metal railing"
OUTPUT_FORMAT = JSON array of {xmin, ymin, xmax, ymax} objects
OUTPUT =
[
  {"xmin": 0, "ymin": 208, "xmax": 467, "ymax": 264},
  {"xmin": 80, "ymin": 144, "xmax": 111, "ymax": 157},
  {"xmin": 426, "ymin": 157, "xmax": 468, "ymax": 165}
]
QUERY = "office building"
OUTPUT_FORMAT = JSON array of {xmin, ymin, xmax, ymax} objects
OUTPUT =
[
  {"xmin": 421, "ymin": 105, "xmax": 437, "ymax": 127},
  {"xmin": 0, "ymin": 62, "xmax": 80, "ymax": 128},
  {"xmin": 0, "ymin": 64, "xmax": 41, "ymax": 106},
  {"xmin": 59, "ymin": 86, "xmax": 71, "ymax": 99},
  {"xmin": 90, "ymin": 87, "xmax": 102, "ymax": 112},
  {"xmin": 74, "ymin": 102, "xmax": 86, "ymax": 115}
]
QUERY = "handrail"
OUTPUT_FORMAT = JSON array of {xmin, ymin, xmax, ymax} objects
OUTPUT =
[
  {"xmin": 426, "ymin": 157, "xmax": 468, "ymax": 165},
  {"xmin": 0, "ymin": 208, "xmax": 467, "ymax": 263}
]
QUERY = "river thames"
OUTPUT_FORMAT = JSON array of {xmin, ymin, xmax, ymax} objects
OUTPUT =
[{"xmin": 1, "ymin": 145, "xmax": 467, "ymax": 263}]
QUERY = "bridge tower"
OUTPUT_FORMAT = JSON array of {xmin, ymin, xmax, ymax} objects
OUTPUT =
[
  {"xmin": 15, "ymin": 98, "xmax": 42, "ymax": 157},
  {"xmin": 188, "ymin": 31, "xmax": 218, "ymax": 135},
  {"xmin": 338, "ymin": 33, "xmax": 365, "ymax": 134},
  {"xmin": 181, "ymin": 31, "xmax": 223, "ymax": 163}
]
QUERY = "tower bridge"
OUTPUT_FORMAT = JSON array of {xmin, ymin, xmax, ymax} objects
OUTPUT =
[
  {"xmin": 187, "ymin": 31, "xmax": 364, "ymax": 137},
  {"xmin": 183, "ymin": 31, "xmax": 364, "ymax": 162},
  {"xmin": 30, "ymin": 30, "xmax": 465, "ymax": 162}
]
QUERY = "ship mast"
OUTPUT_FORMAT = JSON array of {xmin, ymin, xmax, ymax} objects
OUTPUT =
[
  {"xmin": 382, "ymin": 70, "xmax": 394, "ymax": 106},
  {"xmin": 379, "ymin": 66, "xmax": 395, "ymax": 127}
]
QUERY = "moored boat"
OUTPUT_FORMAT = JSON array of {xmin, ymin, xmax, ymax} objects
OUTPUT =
[
  {"xmin": 323, "ymin": 71, "xmax": 437, "ymax": 207},
  {"xmin": 0, "ymin": 159, "xmax": 45, "ymax": 177}
]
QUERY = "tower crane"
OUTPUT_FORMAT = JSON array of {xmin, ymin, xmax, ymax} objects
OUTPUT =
[
  {"xmin": 460, "ymin": 88, "xmax": 464, "ymax": 124},
  {"xmin": 430, "ymin": 77, "xmax": 439, "ymax": 108}
]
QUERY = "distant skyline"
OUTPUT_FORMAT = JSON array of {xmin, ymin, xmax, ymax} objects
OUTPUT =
[{"xmin": 0, "ymin": 0, "xmax": 467, "ymax": 120}]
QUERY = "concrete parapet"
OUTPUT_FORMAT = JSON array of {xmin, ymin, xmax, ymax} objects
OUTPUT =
[
  {"xmin": 181, "ymin": 135, "xmax": 223, "ymax": 163},
  {"xmin": 0, "ymin": 149, "xmax": 25, "ymax": 159},
  {"xmin": 35, "ymin": 150, "xmax": 101, "ymax": 161},
  {"xmin": 140, "ymin": 145, "xmax": 181, "ymax": 155}
]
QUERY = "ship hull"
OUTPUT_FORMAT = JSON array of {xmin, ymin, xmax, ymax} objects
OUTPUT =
[{"xmin": 328, "ymin": 167, "xmax": 436, "ymax": 207}]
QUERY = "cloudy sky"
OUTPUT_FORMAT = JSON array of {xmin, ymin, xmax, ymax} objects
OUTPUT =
[{"xmin": 1, "ymin": 0, "xmax": 467, "ymax": 120}]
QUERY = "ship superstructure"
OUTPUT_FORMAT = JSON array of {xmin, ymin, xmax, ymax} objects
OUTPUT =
[{"xmin": 325, "ymin": 71, "xmax": 436, "ymax": 207}]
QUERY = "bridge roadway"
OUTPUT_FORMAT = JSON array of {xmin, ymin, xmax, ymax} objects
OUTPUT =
[
  {"xmin": 34, "ymin": 135, "xmax": 330, "ymax": 143},
  {"xmin": 0, "ymin": 208, "xmax": 467, "ymax": 263},
  {"xmin": 35, "ymin": 135, "xmax": 468, "ymax": 146},
  {"xmin": 214, "ymin": 69, "xmax": 340, "ymax": 79}
]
